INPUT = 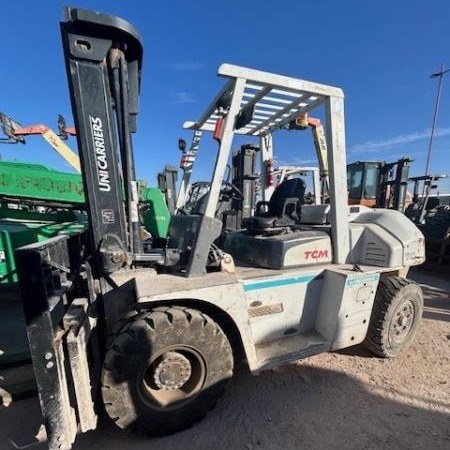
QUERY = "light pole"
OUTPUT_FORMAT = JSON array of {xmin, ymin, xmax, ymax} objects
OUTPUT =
[{"xmin": 424, "ymin": 63, "xmax": 450, "ymax": 176}]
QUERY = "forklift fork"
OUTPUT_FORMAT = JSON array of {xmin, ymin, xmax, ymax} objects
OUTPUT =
[{"xmin": 16, "ymin": 234, "xmax": 98, "ymax": 450}]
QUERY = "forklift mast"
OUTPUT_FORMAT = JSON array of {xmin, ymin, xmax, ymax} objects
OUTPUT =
[
  {"xmin": 376, "ymin": 157, "xmax": 412, "ymax": 212},
  {"xmin": 175, "ymin": 130, "xmax": 202, "ymax": 211},
  {"xmin": 61, "ymin": 7, "xmax": 143, "ymax": 262},
  {"xmin": 231, "ymin": 143, "xmax": 259, "ymax": 219}
]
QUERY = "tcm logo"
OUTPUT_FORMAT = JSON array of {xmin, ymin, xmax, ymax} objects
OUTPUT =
[
  {"xmin": 304, "ymin": 249, "xmax": 328, "ymax": 260},
  {"xmin": 89, "ymin": 115, "xmax": 111, "ymax": 192}
]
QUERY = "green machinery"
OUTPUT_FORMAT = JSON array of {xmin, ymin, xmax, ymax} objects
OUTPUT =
[
  {"xmin": 0, "ymin": 160, "xmax": 170, "ymax": 285},
  {"xmin": 0, "ymin": 207, "xmax": 86, "ymax": 284},
  {"xmin": 0, "ymin": 159, "xmax": 170, "ymax": 378}
]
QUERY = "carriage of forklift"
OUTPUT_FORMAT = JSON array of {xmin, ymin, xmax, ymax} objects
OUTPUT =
[{"xmin": 16, "ymin": 8, "xmax": 426, "ymax": 450}]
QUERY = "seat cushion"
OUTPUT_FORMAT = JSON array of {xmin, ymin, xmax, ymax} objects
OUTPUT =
[{"xmin": 243, "ymin": 215, "xmax": 291, "ymax": 231}]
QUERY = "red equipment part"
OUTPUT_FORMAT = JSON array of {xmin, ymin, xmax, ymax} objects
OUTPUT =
[
  {"xmin": 265, "ymin": 158, "xmax": 276, "ymax": 187},
  {"xmin": 213, "ymin": 116, "xmax": 224, "ymax": 142}
]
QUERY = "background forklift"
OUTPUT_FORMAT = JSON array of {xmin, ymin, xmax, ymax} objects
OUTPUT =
[
  {"xmin": 406, "ymin": 174, "xmax": 450, "ymax": 266},
  {"xmin": 347, "ymin": 157, "xmax": 413, "ymax": 211},
  {"xmin": 346, "ymin": 157, "xmax": 450, "ymax": 267},
  {"xmin": 16, "ymin": 8, "xmax": 425, "ymax": 450}
]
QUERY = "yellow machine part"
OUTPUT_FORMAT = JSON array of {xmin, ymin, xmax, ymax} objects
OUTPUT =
[{"xmin": 42, "ymin": 129, "xmax": 81, "ymax": 173}]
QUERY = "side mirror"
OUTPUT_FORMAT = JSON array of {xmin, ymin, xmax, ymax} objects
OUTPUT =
[{"xmin": 178, "ymin": 138, "xmax": 186, "ymax": 152}]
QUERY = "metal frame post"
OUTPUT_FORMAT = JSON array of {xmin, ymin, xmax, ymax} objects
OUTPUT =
[
  {"xmin": 425, "ymin": 64, "xmax": 450, "ymax": 176},
  {"xmin": 393, "ymin": 158, "xmax": 411, "ymax": 212},
  {"xmin": 312, "ymin": 168, "xmax": 321, "ymax": 204},
  {"xmin": 260, "ymin": 133, "xmax": 275, "ymax": 201},
  {"xmin": 176, "ymin": 130, "xmax": 202, "ymax": 210},
  {"xmin": 204, "ymin": 78, "xmax": 247, "ymax": 217},
  {"xmin": 185, "ymin": 78, "xmax": 246, "ymax": 277},
  {"xmin": 325, "ymin": 96, "xmax": 349, "ymax": 263}
]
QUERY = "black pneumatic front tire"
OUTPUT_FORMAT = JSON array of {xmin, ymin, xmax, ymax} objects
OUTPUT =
[
  {"xmin": 101, "ymin": 306, "xmax": 234, "ymax": 436},
  {"xmin": 364, "ymin": 277, "xmax": 423, "ymax": 358}
]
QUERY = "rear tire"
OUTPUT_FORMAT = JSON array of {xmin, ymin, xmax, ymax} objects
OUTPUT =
[
  {"xmin": 364, "ymin": 277, "xmax": 423, "ymax": 358},
  {"xmin": 101, "ymin": 306, "xmax": 233, "ymax": 436}
]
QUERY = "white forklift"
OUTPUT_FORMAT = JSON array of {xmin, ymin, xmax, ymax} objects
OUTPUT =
[{"xmin": 16, "ymin": 8, "xmax": 425, "ymax": 450}]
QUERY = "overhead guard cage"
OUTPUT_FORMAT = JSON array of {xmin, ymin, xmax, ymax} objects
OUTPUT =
[{"xmin": 183, "ymin": 64, "xmax": 350, "ymax": 264}]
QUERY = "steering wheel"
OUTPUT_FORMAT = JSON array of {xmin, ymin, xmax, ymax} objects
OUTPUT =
[
  {"xmin": 190, "ymin": 180, "xmax": 243, "ymax": 201},
  {"xmin": 184, "ymin": 180, "xmax": 244, "ymax": 216},
  {"xmin": 219, "ymin": 180, "xmax": 244, "ymax": 201}
]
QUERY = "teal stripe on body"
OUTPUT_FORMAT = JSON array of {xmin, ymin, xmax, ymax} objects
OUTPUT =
[{"xmin": 243, "ymin": 274, "xmax": 316, "ymax": 292}]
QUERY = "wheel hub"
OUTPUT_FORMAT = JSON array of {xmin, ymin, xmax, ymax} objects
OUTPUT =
[
  {"xmin": 391, "ymin": 300, "xmax": 414, "ymax": 342},
  {"xmin": 153, "ymin": 352, "xmax": 192, "ymax": 390}
]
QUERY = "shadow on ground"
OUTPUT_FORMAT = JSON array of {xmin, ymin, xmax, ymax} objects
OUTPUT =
[
  {"xmin": 410, "ymin": 268, "xmax": 450, "ymax": 323},
  {"xmin": 1, "ymin": 362, "xmax": 449, "ymax": 450}
]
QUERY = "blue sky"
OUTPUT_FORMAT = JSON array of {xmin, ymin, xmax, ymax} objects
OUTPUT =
[{"xmin": 1, "ymin": 0, "xmax": 450, "ymax": 193}]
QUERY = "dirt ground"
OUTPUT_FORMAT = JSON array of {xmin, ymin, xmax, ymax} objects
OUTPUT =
[{"xmin": 0, "ymin": 268, "xmax": 449, "ymax": 450}]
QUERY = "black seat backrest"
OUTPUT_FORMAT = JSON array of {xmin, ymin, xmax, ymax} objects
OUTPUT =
[
  {"xmin": 425, "ymin": 197, "xmax": 440, "ymax": 210},
  {"xmin": 268, "ymin": 178, "xmax": 306, "ymax": 217}
]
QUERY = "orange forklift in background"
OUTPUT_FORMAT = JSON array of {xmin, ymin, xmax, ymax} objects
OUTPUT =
[{"xmin": 347, "ymin": 157, "xmax": 413, "ymax": 211}]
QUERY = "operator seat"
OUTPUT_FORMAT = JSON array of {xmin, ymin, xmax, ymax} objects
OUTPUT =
[{"xmin": 243, "ymin": 178, "xmax": 306, "ymax": 234}]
